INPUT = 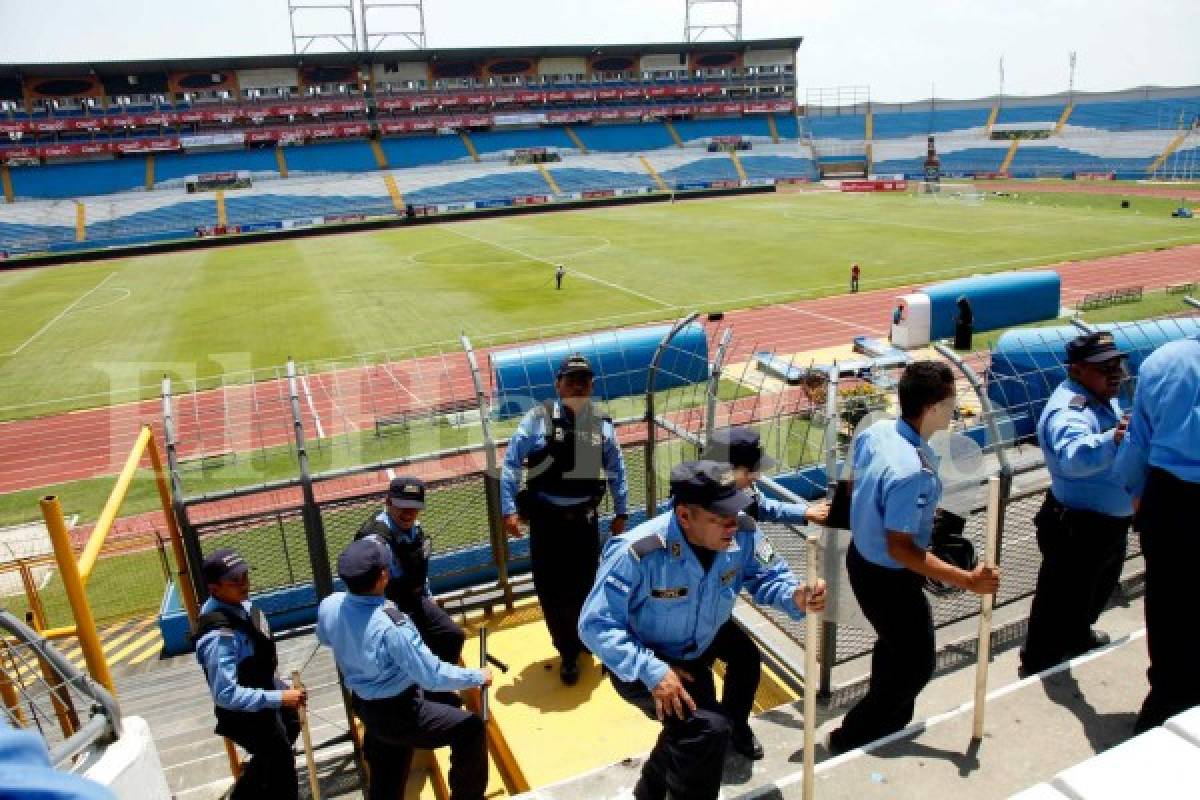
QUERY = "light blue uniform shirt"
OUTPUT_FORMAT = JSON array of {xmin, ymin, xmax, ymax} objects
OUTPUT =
[
  {"xmin": 1116, "ymin": 335, "xmax": 1200, "ymax": 496},
  {"xmin": 194, "ymin": 597, "xmax": 283, "ymax": 712},
  {"xmin": 500, "ymin": 400, "xmax": 629, "ymax": 517},
  {"xmin": 749, "ymin": 486, "xmax": 809, "ymax": 525},
  {"xmin": 579, "ymin": 508, "xmax": 805, "ymax": 691},
  {"xmin": 316, "ymin": 592, "xmax": 484, "ymax": 700},
  {"xmin": 370, "ymin": 511, "xmax": 432, "ymax": 597},
  {"xmin": 0, "ymin": 717, "xmax": 116, "ymax": 799},
  {"xmin": 1037, "ymin": 379, "xmax": 1134, "ymax": 517},
  {"xmin": 849, "ymin": 419, "xmax": 942, "ymax": 570}
]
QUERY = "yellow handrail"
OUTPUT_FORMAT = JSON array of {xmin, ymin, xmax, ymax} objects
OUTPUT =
[{"xmin": 78, "ymin": 426, "xmax": 153, "ymax": 580}]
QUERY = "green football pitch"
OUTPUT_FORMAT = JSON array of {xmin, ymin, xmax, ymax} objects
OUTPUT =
[{"xmin": 1, "ymin": 188, "xmax": 1197, "ymax": 419}]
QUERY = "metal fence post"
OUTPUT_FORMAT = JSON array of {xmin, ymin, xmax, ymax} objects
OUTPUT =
[
  {"xmin": 643, "ymin": 312, "xmax": 700, "ymax": 516},
  {"xmin": 462, "ymin": 334, "xmax": 513, "ymax": 608},
  {"xmin": 162, "ymin": 376, "xmax": 208, "ymax": 605},
  {"xmin": 818, "ymin": 363, "xmax": 841, "ymax": 696},
  {"xmin": 703, "ymin": 328, "xmax": 734, "ymax": 450},
  {"xmin": 287, "ymin": 359, "xmax": 334, "ymax": 600}
]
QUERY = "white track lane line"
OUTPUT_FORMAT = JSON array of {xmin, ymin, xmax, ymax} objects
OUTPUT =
[
  {"xmin": 2, "ymin": 272, "xmax": 116, "ymax": 357},
  {"xmin": 299, "ymin": 375, "xmax": 325, "ymax": 439},
  {"xmin": 443, "ymin": 223, "xmax": 674, "ymax": 309},
  {"xmin": 778, "ymin": 304, "xmax": 887, "ymax": 335}
]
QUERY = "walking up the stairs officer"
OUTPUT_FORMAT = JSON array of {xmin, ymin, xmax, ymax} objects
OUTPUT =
[
  {"xmin": 318, "ymin": 538, "xmax": 492, "ymax": 800},
  {"xmin": 579, "ymin": 460, "xmax": 826, "ymax": 799},
  {"xmin": 355, "ymin": 476, "xmax": 466, "ymax": 671},
  {"xmin": 501, "ymin": 353, "xmax": 629, "ymax": 686},
  {"xmin": 1116, "ymin": 332, "xmax": 1200, "ymax": 732},
  {"xmin": 193, "ymin": 549, "xmax": 305, "ymax": 800},
  {"xmin": 1020, "ymin": 332, "xmax": 1133, "ymax": 676}
]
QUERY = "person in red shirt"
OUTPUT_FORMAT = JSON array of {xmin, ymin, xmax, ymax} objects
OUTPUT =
[{"xmin": 851, "ymin": 263, "xmax": 861, "ymax": 293}]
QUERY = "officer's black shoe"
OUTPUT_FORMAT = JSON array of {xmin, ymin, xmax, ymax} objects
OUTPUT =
[
  {"xmin": 825, "ymin": 727, "xmax": 851, "ymax": 756},
  {"xmin": 731, "ymin": 725, "xmax": 765, "ymax": 760},
  {"xmin": 560, "ymin": 655, "xmax": 580, "ymax": 686},
  {"xmin": 1086, "ymin": 629, "xmax": 1111, "ymax": 650}
]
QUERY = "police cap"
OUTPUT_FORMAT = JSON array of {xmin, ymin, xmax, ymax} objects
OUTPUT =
[
  {"xmin": 1066, "ymin": 332, "xmax": 1126, "ymax": 364},
  {"xmin": 669, "ymin": 460, "xmax": 753, "ymax": 516},
  {"xmin": 337, "ymin": 538, "xmax": 390, "ymax": 583},
  {"xmin": 704, "ymin": 426, "xmax": 776, "ymax": 471},
  {"xmin": 556, "ymin": 353, "xmax": 594, "ymax": 380},
  {"xmin": 387, "ymin": 476, "xmax": 426, "ymax": 509},
  {"xmin": 202, "ymin": 548, "xmax": 249, "ymax": 584}
]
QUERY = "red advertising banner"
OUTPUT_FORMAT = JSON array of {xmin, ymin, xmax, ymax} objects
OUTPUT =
[
  {"xmin": 595, "ymin": 88, "xmax": 619, "ymax": 100},
  {"xmin": 115, "ymin": 137, "xmax": 181, "ymax": 153},
  {"xmin": 709, "ymin": 180, "xmax": 739, "ymax": 189},
  {"xmin": 544, "ymin": 91, "xmax": 569, "ymax": 102},
  {"xmin": 513, "ymin": 195, "xmax": 549, "ymax": 205},
  {"xmin": 582, "ymin": 189, "xmax": 615, "ymax": 199},
  {"xmin": 515, "ymin": 91, "xmax": 543, "ymax": 103},
  {"xmin": 841, "ymin": 179, "xmax": 907, "ymax": 192}
]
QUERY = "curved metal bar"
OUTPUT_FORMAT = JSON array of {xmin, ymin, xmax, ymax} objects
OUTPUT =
[
  {"xmin": 932, "ymin": 343, "xmax": 1013, "ymax": 476},
  {"xmin": 643, "ymin": 311, "xmax": 700, "ymax": 515}
]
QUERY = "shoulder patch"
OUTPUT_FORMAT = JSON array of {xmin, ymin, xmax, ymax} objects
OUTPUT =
[
  {"xmin": 754, "ymin": 535, "xmax": 776, "ymax": 566},
  {"xmin": 383, "ymin": 606, "xmax": 409, "ymax": 627},
  {"xmin": 1068, "ymin": 394, "xmax": 1088, "ymax": 411},
  {"xmin": 630, "ymin": 533, "xmax": 665, "ymax": 560},
  {"xmin": 720, "ymin": 568, "xmax": 738, "ymax": 587}
]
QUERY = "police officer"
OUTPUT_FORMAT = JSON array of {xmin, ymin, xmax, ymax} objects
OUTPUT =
[
  {"xmin": 827, "ymin": 361, "xmax": 999, "ymax": 754},
  {"xmin": 354, "ymin": 476, "xmax": 465, "ymax": 669},
  {"xmin": 193, "ymin": 549, "xmax": 305, "ymax": 800},
  {"xmin": 317, "ymin": 538, "xmax": 492, "ymax": 800},
  {"xmin": 1020, "ymin": 332, "xmax": 1133, "ymax": 676},
  {"xmin": 501, "ymin": 353, "xmax": 629, "ymax": 685},
  {"xmin": 1116, "ymin": 332, "xmax": 1200, "ymax": 733},
  {"xmin": 705, "ymin": 426, "xmax": 831, "ymax": 527},
  {"xmin": 579, "ymin": 460, "xmax": 826, "ymax": 798}
]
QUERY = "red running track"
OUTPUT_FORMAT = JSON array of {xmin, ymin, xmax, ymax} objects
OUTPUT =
[{"xmin": 2, "ymin": 243, "xmax": 1198, "ymax": 498}]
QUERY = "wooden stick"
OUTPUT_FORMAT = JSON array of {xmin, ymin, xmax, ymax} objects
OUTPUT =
[
  {"xmin": 971, "ymin": 476, "xmax": 1002, "ymax": 742},
  {"xmin": 803, "ymin": 533, "xmax": 820, "ymax": 800},
  {"xmin": 292, "ymin": 670, "xmax": 320, "ymax": 800}
]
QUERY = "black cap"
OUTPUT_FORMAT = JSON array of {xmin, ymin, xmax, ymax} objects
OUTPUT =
[
  {"xmin": 705, "ymin": 427, "xmax": 775, "ymax": 471},
  {"xmin": 669, "ymin": 460, "xmax": 753, "ymax": 516},
  {"xmin": 1066, "ymin": 332, "xmax": 1126, "ymax": 365},
  {"xmin": 337, "ymin": 538, "xmax": 391, "ymax": 583},
  {"xmin": 202, "ymin": 549, "xmax": 249, "ymax": 584},
  {"xmin": 387, "ymin": 476, "xmax": 426, "ymax": 509},
  {"xmin": 556, "ymin": 353, "xmax": 594, "ymax": 379}
]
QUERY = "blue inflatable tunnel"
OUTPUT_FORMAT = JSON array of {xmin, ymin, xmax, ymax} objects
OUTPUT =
[
  {"xmin": 925, "ymin": 271, "xmax": 1061, "ymax": 340},
  {"xmin": 985, "ymin": 317, "xmax": 1200, "ymax": 439},
  {"xmin": 490, "ymin": 323, "xmax": 709, "ymax": 418}
]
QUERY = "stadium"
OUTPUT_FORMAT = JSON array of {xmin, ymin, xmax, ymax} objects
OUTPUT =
[{"xmin": 0, "ymin": 1, "xmax": 1198, "ymax": 798}]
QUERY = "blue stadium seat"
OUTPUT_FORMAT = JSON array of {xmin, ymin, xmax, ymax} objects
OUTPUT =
[
  {"xmin": 808, "ymin": 115, "xmax": 865, "ymax": 140},
  {"xmin": 380, "ymin": 135, "xmax": 471, "ymax": 168},
  {"xmin": 738, "ymin": 155, "xmax": 816, "ymax": 180},
  {"xmin": 285, "ymin": 140, "xmax": 378, "ymax": 174},
  {"xmin": 659, "ymin": 158, "xmax": 740, "ymax": 184},
  {"xmin": 672, "ymin": 117, "xmax": 771, "ymax": 143},
  {"xmin": 469, "ymin": 128, "xmax": 575, "ymax": 155},
  {"xmin": 9, "ymin": 159, "xmax": 147, "ymax": 199},
  {"xmin": 572, "ymin": 123, "xmax": 675, "ymax": 152},
  {"xmin": 154, "ymin": 149, "xmax": 280, "ymax": 183},
  {"xmin": 872, "ymin": 108, "xmax": 989, "ymax": 138}
]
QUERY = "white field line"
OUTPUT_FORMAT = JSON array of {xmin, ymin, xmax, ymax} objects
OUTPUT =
[
  {"xmin": 298, "ymin": 375, "xmax": 325, "ymax": 439},
  {"xmin": 443, "ymin": 223, "xmax": 674, "ymax": 308},
  {"xmin": 2, "ymin": 272, "xmax": 116, "ymax": 357}
]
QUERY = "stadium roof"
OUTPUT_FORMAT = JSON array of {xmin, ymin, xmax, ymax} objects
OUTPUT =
[{"xmin": 0, "ymin": 37, "xmax": 804, "ymax": 78}]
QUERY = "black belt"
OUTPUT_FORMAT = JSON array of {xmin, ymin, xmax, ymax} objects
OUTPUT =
[
  {"xmin": 353, "ymin": 684, "xmax": 418, "ymax": 708},
  {"xmin": 1044, "ymin": 492, "xmax": 1132, "ymax": 527}
]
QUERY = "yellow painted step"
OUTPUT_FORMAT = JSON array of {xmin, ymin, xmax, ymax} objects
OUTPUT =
[
  {"xmin": 729, "ymin": 150, "xmax": 748, "ymax": 182},
  {"xmin": 766, "ymin": 113, "xmax": 781, "ymax": 144},
  {"xmin": 1, "ymin": 163, "xmax": 12, "ymax": 203},
  {"xmin": 275, "ymin": 146, "xmax": 289, "ymax": 178},
  {"xmin": 75, "ymin": 201, "xmax": 86, "ymax": 242},
  {"xmin": 664, "ymin": 119, "xmax": 683, "ymax": 148},
  {"xmin": 864, "ymin": 109, "xmax": 873, "ymax": 141},
  {"xmin": 986, "ymin": 103, "xmax": 1000, "ymax": 136},
  {"xmin": 1147, "ymin": 129, "xmax": 1191, "ymax": 174},
  {"xmin": 563, "ymin": 125, "xmax": 587, "ymax": 153},
  {"xmin": 384, "ymin": 173, "xmax": 405, "ymax": 212},
  {"xmin": 536, "ymin": 163, "xmax": 561, "ymax": 194},
  {"xmin": 1000, "ymin": 138, "xmax": 1020, "ymax": 174},
  {"xmin": 215, "ymin": 190, "xmax": 227, "ymax": 227},
  {"xmin": 144, "ymin": 154, "xmax": 155, "ymax": 190},
  {"xmin": 459, "ymin": 131, "xmax": 480, "ymax": 162},
  {"xmin": 639, "ymin": 155, "xmax": 669, "ymax": 191},
  {"xmin": 370, "ymin": 138, "xmax": 389, "ymax": 169},
  {"xmin": 1055, "ymin": 102, "xmax": 1074, "ymax": 134}
]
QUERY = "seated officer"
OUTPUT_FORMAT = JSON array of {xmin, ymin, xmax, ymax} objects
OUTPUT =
[
  {"xmin": 579, "ymin": 460, "xmax": 826, "ymax": 799},
  {"xmin": 355, "ymin": 476, "xmax": 465, "ymax": 667},
  {"xmin": 317, "ymin": 538, "xmax": 492, "ymax": 800},
  {"xmin": 1021, "ymin": 332, "xmax": 1133, "ymax": 676},
  {"xmin": 193, "ymin": 549, "xmax": 305, "ymax": 800},
  {"xmin": 705, "ymin": 426, "xmax": 831, "ymax": 526}
]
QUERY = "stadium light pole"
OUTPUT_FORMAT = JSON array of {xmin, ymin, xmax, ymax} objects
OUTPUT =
[
  {"xmin": 685, "ymin": 0, "xmax": 743, "ymax": 43},
  {"xmin": 288, "ymin": 0, "xmax": 359, "ymax": 54}
]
